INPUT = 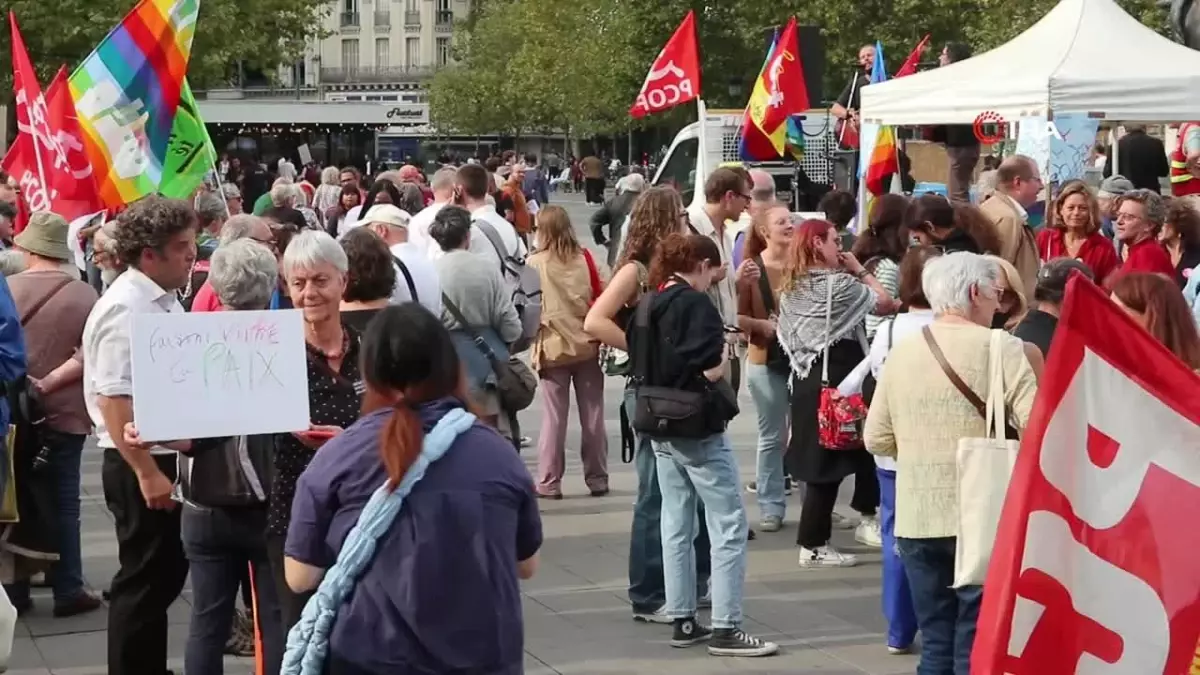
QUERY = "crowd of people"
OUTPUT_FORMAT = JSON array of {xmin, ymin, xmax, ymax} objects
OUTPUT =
[{"xmin": 0, "ymin": 142, "xmax": 1195, "ymax": 675}]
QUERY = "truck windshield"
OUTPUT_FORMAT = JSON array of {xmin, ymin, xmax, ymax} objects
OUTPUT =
[{"xmin": 653, "ymin": 137, "xmax": 699, "ymax": 203}]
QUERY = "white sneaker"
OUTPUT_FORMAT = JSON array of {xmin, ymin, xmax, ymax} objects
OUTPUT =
[
  {"xmin": 831, "ymin": 511, "xmax": 855, "ymax": 530},
  {"xmin": 799, "ymin": 545, "xmax": 859, "ymax": 568},
  {"xmin": 855, "ymin": 516, "xmax": 883, "ymax": 548}
]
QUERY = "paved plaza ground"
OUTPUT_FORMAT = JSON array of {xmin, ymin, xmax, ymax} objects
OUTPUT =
[{"xmin": 4, "ymin": 192, "xmax": 920, "ymax": 674}]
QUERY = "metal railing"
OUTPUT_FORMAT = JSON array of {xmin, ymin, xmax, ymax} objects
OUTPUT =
[
  {"xmin": 193, "ymin": 87, "xmax": 323, "ymax": 101},
  {"xmin": 373, "ymin": 10, "xmax": 391, "ymax": 27},
  {"xmin": 319, "ymin": 65, "xmax": 437, "ymax": 83},
  {"xmin": 435, "ymin": 10, "xmax": 453, "ymax": 26},
  {"xmin": 340, "ymin": 11, "xmax": 360, "ymax": 27}
]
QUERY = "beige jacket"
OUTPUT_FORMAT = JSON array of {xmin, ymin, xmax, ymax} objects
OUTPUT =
[
  {"xmin": 980, "ymin": 194, "xmax": 1039, "ymax": 300},
  {"xmin": 528, "ymin": 249, "xmax": 598, "ymax": 371}
]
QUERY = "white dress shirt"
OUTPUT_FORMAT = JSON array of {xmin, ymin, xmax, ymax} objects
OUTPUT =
[
  {"xmin": 409, "ymin": 200, "xmax": 447, "ymax": 258},
  {"xmin": 686, "ymin": 205, "xmax": 738, "ymax": 328},
  {"xmin": 389, "ymin": 242, "xmax": 442, "ymax": 316},
  {"xmin": 82, "ymin": 267, "xmax": 184, "ymax": 453}
]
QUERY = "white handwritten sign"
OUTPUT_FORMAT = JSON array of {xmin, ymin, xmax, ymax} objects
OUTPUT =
[
  {"xmin": 130, "ymin": 309, "xmax": 310, "ymax": 441},
  {"xmin": 1015, "ymin": 114, "xmax": 1100, "ymax": 184}
]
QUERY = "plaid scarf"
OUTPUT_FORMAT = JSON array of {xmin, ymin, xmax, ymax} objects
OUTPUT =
[{"xmin": 777, "ymin": 268, "xmax": 876, "ymax": 380}]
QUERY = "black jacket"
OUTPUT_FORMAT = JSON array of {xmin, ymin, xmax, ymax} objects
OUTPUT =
[
  {"xmin": 178, "ymin": 434, "xmax": 273, "ymax": 509},
  {"xmin": 1104, "ymin": 130, "xmax": 1169, "ymax": 193}
]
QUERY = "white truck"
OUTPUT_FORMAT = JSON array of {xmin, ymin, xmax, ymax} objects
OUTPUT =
[{"xmin": 650, "ymin": 106, "xmax": 839, "ymax": 209}]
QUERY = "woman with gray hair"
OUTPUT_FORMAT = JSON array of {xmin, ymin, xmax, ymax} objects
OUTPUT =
[
  {"xmin": 165, "ymin": 237, "xmax": 286, "ymax": 675},
  {"xmin": 311, "ymin": 167, "xmax": 342, "ymax": 220},
  {"xmin": 188, "ymin": 215, "xmax": 277, "ymax": 313},
  {"xmin": 268, "ymin": 230, "xmax": 362, "ymax": 631},
  {"xmin": 1114, "ymin": 188, "xmax": 1176, "ymax": 277},
  {"xmin": 864, "ymin": 252, "xmax": 1039, "ymax": 674},
  {"xmin": 209, "ymin": 239, "xmax": 279, "ymax": 310}
]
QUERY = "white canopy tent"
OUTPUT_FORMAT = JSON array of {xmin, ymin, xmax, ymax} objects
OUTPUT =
[{"xmin": 860, "ymin": 0, "xmax": 1200, "ymax": 125}]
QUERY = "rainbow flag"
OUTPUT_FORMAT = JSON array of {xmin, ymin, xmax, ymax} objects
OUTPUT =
[
  {"xmin": 864, "ymin": 125, "xmax": 899, "ymax": 195},
  {"xmin": 69, "ymin": 0, "xmax": 200, "ymax": 208}
]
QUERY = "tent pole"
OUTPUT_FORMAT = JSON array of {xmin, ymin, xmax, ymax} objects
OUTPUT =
[{"xmin": 1044, "ymin": 110, "xmax": 1054, "ymax": 207}]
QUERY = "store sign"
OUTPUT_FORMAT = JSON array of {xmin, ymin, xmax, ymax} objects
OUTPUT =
[{"xmin": 384, "ymin": 105, "xmax": 428, "ymax": 124}]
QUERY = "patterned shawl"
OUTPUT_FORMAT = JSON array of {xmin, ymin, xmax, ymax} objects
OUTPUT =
[{"xmin": 777, "ymin": 268, "xmax": 877, "ymax": 380}]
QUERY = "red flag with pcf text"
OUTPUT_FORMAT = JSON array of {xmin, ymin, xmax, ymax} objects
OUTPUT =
[
  {"xmin": 0, "ymin": 14, "xmax": 100, "ymax": 231},
  {"xmin": 971, "ymin": 276, "xmax": 1200, "ymax": 674},
  {"xmin": 629, "ymin": 10, "xmax": 700, "ymax": 118}
]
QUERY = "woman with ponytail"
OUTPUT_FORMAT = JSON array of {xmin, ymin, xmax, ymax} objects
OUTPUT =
[{"xmin": 281, "ymin": 304, "xmax": 543, "ymax": 675}]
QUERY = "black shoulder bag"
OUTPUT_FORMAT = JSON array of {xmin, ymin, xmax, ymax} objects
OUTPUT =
[
  {"xmin": 630, "ymin": 288, "xmax": 738, "ymax": 439},
  {"xmin": 392, "ymin": 255, "xmax": 419, "ymax": 303},
  {"xmin": 753, "ymin": 256, "xmax": 790, "ymax": 373},
  {"xmin": 441, "ymin": 293, "xmax": 537, "ymax": 413}
]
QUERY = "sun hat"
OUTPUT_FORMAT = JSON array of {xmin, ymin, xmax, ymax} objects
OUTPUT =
[{"xmin": 14, "ymin": 211, "xmax": 72, "ymax": 261}]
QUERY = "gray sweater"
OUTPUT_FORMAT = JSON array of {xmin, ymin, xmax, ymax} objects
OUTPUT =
[{"xmin": 436, "ymin": 249, "xmax": 523, "ymax": 344}]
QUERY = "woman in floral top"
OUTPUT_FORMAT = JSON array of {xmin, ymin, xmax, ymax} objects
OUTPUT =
[{"xmin": 267, "ymin": 230, "xmax": 364, "ymax": 630}]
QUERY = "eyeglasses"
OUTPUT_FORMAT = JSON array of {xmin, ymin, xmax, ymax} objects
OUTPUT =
[{"xmin": 252, "ymin": 236, "xmax": 278, "ymax": 252}]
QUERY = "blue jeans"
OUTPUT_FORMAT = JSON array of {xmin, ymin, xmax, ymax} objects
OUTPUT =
[
  {"xmin": 181, "ymin": 504, "xmax": 283, "ymax": 675},
  {"xmin": 624, "ymin": 388, "xmax": 710, "ymax": 613},
  {"xmin": 878, "ymin": 469, "xmax": 917, "ymax": 649},
  {"xmin": 897, "ymin": 537, "xmax": 982, "ymax": 675},
  {"xmin": 6, "ymin": 431, "xmax": 87, "ymax": 607},
  {"xmin": 651, "ymin": 433, "xmax": 748, "ymax": 629},
  {"xmin": 746, "ymin": 363, "xmax": 789, "ymax": 519}
]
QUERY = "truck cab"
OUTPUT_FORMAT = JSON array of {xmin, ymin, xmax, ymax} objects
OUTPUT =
[{"xmin": 651, "ymin": 108, "xmax": 837, "ymax": 208}]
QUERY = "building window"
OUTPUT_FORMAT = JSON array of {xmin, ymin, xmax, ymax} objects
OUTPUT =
[
  {"xmin": 406, "ymin": 38, "xmax": 420, "ymax": 68},
  {"xmin": 343, "ymin": 0, "xmax": 357, "ymax": 13},
  {"xmin": 406, "ymin": 0, "xmax": 417, "ymax": 11},
  {"xmin": 436, "ymin": 37, "xmax": 450, "ymax": 66},
  {"xmin": 342, "ymin": 39, "xmax": 360, "ymax": 71},
  {"xmin": 375, "ymin": 38, "xmax": 389, "ymax": 68},
  {"xmin": 436, "ymin": 0, "xmax": 449, "ymax": 11}
]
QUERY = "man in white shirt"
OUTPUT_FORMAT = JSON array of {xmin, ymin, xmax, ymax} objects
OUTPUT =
[
  {"xmin": 410, "ymin": 167, "xmax": 456, "ymax": 257},
  {"xmin": 432, "ymin": 164, "xmax": 526, "ymax": 272},
  {"xmin": 360, "ymin": 203, "xmax": 443, "ymax": 316},
  {"xmin": 687, "ymin": 167, "xmax": 758, "ymax": 329},
  {"xmin": 81, "ymin": 195, "xmax": 196, "ymax": 675}
]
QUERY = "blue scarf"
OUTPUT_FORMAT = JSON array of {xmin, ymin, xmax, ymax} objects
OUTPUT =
[{"xmin": 281, "ymin": 408, "xmax": 477, "ymax": 675}]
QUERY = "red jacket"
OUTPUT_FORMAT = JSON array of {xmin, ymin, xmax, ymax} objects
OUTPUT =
[
  {"xmin": 1036, "ymin": 228, "xmax": 1121, "ymax": 287},
  {"xmin": 1121, "ymin": 238, "xmax": 1175, "ymax": 280}
]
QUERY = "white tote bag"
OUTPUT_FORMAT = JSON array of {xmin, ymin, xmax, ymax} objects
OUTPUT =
[{"xmin": 952, "ymin": 329, "xmax": 1020, "ymax": 588}]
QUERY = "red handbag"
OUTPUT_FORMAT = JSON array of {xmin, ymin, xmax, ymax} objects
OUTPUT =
[{"xmin": 814, "ymin": 275, "xmax": 867, "ymax": 450}]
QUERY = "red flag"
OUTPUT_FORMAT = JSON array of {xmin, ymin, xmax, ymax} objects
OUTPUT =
[
  {"xmin": 629, "ymin": 11, "xmax": 700, "ymax": 118},
  {"xmin": 0, "ymin": 14, "xmax": 100, "ymax": 231},
  {"xmin": 739, "ymin": 18, "xmax": 810, "ymax": 160},
  {"xmin": 893, "ymin": 34, "xmax": 931, "ymax": 78},
  {"xmin": 971, "ymin": 275, "xmax": 1200, "ymax": 674}
]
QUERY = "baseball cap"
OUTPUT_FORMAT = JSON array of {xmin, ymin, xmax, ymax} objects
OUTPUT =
[
  {"xmin": 1035, "ymin": 257, "xmax": 1095, "ymax": 304},
  {"xmin": 362, "ymin": 204, "xmax": 410, "ymax": 229},
  {"xmin": 1097, "ymin": 175, "xmax": 1134, "ymax": 199}
]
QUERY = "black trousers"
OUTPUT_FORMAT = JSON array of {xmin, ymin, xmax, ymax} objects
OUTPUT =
[
  {"xmin": 267, "ymin": 533, "xmax": 315, "ymax": 632},
  {"xmin": 584, "ymin": 177, "xmax": 605, "ymax": 203},
  {"xmin": 102, "ymin": 449, "xmax": 190, "ymax": 675},
  {"xmin": 795, "ymin": 462, "xmax": 881, "ymax": 549}
]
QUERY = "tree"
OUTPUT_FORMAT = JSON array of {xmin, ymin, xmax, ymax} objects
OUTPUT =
[{"xmin": 0, "ymin": 0, "xmax": 328, "ymax": 100}]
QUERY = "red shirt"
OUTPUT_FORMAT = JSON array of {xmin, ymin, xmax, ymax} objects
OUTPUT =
[
  {"xmin": 1036, "ymin": 229, "xmax": 1121, "ymax": 287},
  {"xmin": 1121, "ymin": 238, "xmax": 1176, "ymax": 279}
]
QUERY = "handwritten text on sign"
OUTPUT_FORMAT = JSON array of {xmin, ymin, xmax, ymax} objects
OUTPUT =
[{"xmin": 130, "ymin": 309, "xmax": 310, "ymax": 441}]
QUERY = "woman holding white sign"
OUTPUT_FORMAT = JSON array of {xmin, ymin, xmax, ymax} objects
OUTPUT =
[{"xmin": 268, "ymin": 231, "xmax": 364, "ymax": 631}]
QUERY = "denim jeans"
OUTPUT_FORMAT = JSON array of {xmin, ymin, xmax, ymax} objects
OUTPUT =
[
  {"xmin": 897, "ymin": 536, "xmax": 983, "ymax": 675},
  {"xmin": 181, "ymin": 504, "xmax": 283, "ymax": 675},
  {"xmin": 651, "ymin": 432, "xmax": 748, "ymax": 629},
  {"xmin": 624, "ymin": 388, "xmax": 710, "ymax": 613},
  {"xmin": 6, "ymin": 430, "xmax": 87, "ymax": 607},
  {"xmin": 746, "ymin": 363, "xmax": 789, "ymax": 519},
  {"xmin": 877, "ymin": 469, "xmax": 917, "ymax": 649}
]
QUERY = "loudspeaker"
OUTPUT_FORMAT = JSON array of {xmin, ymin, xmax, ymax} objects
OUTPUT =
[
  {"xmin": 761, "ymin": 26, "xmax": 826, "ymax": 106},
  {"xmin": 797, "ymin": 26, "xmax": 825, "ymax": 107}
]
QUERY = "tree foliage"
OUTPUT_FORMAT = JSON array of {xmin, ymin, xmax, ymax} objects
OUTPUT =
[{"xmin": 0, "ymin": 0, "xmax": 328, "ymax": 100}]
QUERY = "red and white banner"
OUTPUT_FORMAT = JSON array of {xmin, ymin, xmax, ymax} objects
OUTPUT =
[
  {"xmin": 972, "ymin": 275, "xmax": 1200, "ymax": 674},
  {"xmin": 629, "ymin": 10, "xmax": 700, "ymax": 119},
  {"xmin": 0, "ymin": 13, "xmax": 99, "ymax": 231}
]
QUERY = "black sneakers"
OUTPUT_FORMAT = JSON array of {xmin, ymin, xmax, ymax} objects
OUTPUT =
[
  {"xmin": 708, "ymin": 627, "xmax": 780, "ymax": 657},
  {"xmin": 669, "ymin": 617, "xmax": 713, "ymax": 647}
]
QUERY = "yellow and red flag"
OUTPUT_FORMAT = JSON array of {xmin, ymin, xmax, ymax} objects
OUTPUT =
[{"xmin": 739, "ymin": 17, "xmax": 809, "ymax": 160}]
